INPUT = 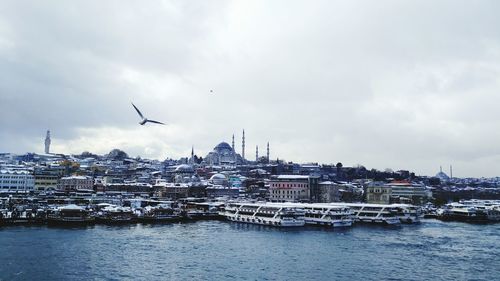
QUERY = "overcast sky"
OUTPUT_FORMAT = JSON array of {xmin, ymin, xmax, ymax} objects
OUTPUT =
[{"xmin": 1, "ymin": 1, "xmax": 500, "ymax": 177}]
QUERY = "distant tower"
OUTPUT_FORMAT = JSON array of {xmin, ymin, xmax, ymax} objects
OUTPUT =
[
  {"xmin": 232, "ymin": 134, "xmax": 235, "ymax": 151},
  {"xmin": 242, "ymin": 129, "xmax": 245, "ymax": 160},
  {"xmin": 450, "ymin": 165, "xmax": 453, "ymax": 179},
  {"xmin": 267, "ymin": 142, "xmax": 270, "ymax": 162},
  {"xmin": 191, "ymin": 146, "xmax": 194, "ymax": 164},
  {"xmin": 256, "ymin": 145, "xmax": 259, "ymax": 161},
  {"xmin": 44, "ymin": 130, "xmax": 51, "ymax": 154},
  {"xmin": 232, "ymin": 134, "xmax": 237, "ymax": 164}
]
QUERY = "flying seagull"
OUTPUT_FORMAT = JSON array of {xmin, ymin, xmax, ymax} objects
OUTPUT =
[{"xmin": 131, "ymin": 102, "xmax": 165, "ymax": 125}]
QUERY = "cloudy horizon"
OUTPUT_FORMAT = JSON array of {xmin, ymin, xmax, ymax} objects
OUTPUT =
[{"xmin": 1, "ymin": 1, "xmax": 500, "ymax": 177}]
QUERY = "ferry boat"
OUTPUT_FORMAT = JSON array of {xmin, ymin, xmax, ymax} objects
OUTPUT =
[
  {"xmin": 329, "ymin": 203, "xmax": 401, "ymax": 225},
  {"xmin": 138, "ymin": 204, "xmax": 183, "ymax": 223},
  {"xmin": 47, "ymin": 204, "xmax": 95, "ymax": 225},
  {"xmin": 391, "ymin": 204, "xmax": 422, "ymax": 224},
  {"xmin": 185, "ymin": 202, "xmax": 224, "ymax": 221},
  {"xmin": 268, "ymin": 203, "xmax": 353, "ymax": 227},
  {"xmin": 437, "ymin": 203, "xmax": 491, "ymax": 223},
  {"xmin": 95, "ymin": 205, "xmax": 136, "ymax": 224},
  {"xmin": 222, "ymin": 202, "xmax": 305, "ymax": 227},
  {"xmin": 458, "ymin": 200, "xmax": 500, "ymax": 222}
]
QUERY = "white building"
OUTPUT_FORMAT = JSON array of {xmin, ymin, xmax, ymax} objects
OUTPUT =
[{"xmin": 0, "ymin": 170, "xmax": 35, "ymax": 192}]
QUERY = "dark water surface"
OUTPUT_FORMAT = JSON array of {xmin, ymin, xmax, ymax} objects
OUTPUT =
[{"xmin": 1, "ymin": 220, "xmax": 499, "ymax": 281}]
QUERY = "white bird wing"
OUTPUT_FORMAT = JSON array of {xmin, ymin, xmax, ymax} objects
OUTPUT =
[{"xmin": 131, "ymin": 103, "xmax": 144, "ymax": 119}]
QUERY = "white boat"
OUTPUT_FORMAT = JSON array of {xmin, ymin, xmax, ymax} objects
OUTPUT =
[
  {"xmin": 329, "ymin": 203, "xmax": 401, "ymax": 225},
  {"xmin": 96, "ymin": 205, "xmax": 136, "ymax": 224},
  {"xmin": 449, "ymin": 199, "xmax": 500, "ymax": 222},
  {"xmin": 391, "ymin": 204, "xmax": 422, "ymax": 224},
  {"xmin": 436, "ymin": 203, "xmax": 489, "ymax": 223},
  {"xmin": 222, "ymin": 202, "xmax": 305, "ymax": 227},
  {"xmin": 267, "ymin": 203, "xmax": 353, "ymax": 227}
]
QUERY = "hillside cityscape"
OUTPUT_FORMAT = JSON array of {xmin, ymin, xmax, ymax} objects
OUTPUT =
[{"xmin": 1, "ymin": 130, "xmax": 499, "ymax": 205}]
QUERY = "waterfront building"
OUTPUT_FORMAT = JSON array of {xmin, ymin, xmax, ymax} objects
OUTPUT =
[
  {"xmin": 57, "ymin": 176, "xmax": 93, "ymax": 192},
  {"xmin": 317, "ymin": 181, "xmax": 342, "ymax": 203},
  {"xmin": 0, "ymin": 170, "xmax": 35, "ymax": 192},
  {"xmin": 206, "ymin": 185, "xmax": 240, "ymax": 198},
  {"xmin": 366, "ymin": 181, "xmax": 431, "ymax": 205},
  {"xmin": 269, "ymin": 175, "xmax": 310, "ymax": 202},
  {"xmin": 366, "ymin": 182, "xmax": 392, "ymax": 204},
  {"xmin": 386, "ymin": 181, "xmax": 432, "ymax": 204}
]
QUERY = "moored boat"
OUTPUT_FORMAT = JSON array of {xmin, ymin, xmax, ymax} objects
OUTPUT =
[
  {"xmin": 223, "ymin": 202, "xmax": 305, "ymax": 227},
  {"xmin": 138, "ymin": 204, "xmax": 183, "ymax": 223},
  {"xmin": 268, "ymin": 202, "xmax": 353, "ymax": 227},
  {"xmin": 437, "ymin": 203, "xmax": 490, "ymax": 223},
  {"xmin": 329, "ymin": 203, "xmax": 401, "ymax": 225},
  {"xmin": 47, "ymin": 204, "xmax": 95, "ymax": 225},
  {"xmin": 96, "ymin": 205, "xmax": 136, "ymax": 224}
]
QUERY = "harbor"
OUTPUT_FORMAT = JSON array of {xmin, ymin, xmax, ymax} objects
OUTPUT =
[{"xmin": 2, "ymin": 194, "xmax": 499, "ymax": 228}]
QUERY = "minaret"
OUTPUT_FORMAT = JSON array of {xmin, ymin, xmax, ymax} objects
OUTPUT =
[
  {"xmin": 267, "ymin": 142, "xmax": 270, "ymax": 162},
  {"xmin": 256, "ymin": 145, "xmax": 259, "ymax": 161},
  {"xmin": 232, "ymin": 134, "xmax": 235, "ymax": 151},
  {"xmin": 450, "ymin": 165, "xmax": 453, "ymax": 179},
  {"xmin": 44, "ymin": 130, "xmax": 51, "ymax": 154},
  {"xmin": 242, "ymin": 129, "xmax": 245, "ymax": 160},
  {"xmin": 232, "ymin": 134, "xmax": 236, "ymax": 164},
  {"xmin": 191, "ymin": 146, "xmax": 194, "ymax": 164}
]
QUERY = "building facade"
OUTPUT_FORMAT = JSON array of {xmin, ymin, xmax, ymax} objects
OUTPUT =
[
  {"xmin": 269, "ymin": 175, "xmax": 310, "ymax": 202},
  {"xmin": 366, "ymin": 182, "xmax": 392, "ymax": 204},
  {"xmin": 57, "ymin": 176, "xmax": 93, "ymax": 192},
  {"xmin": 317, "ymin": 181, "xmax": 342, "ymax": 203},
  {"xmin": 154, "ymin": 183, "xmax": 189, "ymax": 199},
  {"xmin": 366, "ymin": 181, "xmax": 432, "ymax": 205},
  {"xmin": 0, "ymin": 170, "xmax": 35, "ymax": 192},
  {"xmin": 34, "ymin": 173, "xmax": 59, "ymax": 191},
  {"xmin": 387, "ymin": 181, "xmax": 432, "ymax": 204}
]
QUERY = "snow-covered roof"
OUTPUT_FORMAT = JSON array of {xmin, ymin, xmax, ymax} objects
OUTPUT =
[{"xmin": 276, "ymin": 175, "xmax": 309, "ymax": 180}]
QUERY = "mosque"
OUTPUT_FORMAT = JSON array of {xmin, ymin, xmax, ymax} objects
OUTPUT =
[
  {"xmin": 188, "ymin": 130, "xmax": 269, "ymax": 166},
  {"xmin": 203, "ymin": 132, "xmax": 246, "ymax": 166}
]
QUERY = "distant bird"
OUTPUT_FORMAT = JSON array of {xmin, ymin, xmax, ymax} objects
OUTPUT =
[{"xmin": 131, "ymin": 102, "xmax": 165, "ymax": 125}]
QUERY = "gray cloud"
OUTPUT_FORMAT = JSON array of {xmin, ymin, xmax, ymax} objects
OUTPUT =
[{"xmin": 1, "ymin": 0, "xmax": 500, "ymax": 177}]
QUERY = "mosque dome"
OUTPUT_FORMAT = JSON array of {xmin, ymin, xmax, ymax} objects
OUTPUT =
[
  {"xmin": 214, "ymin": 142, "xmax": 233, "ymax": 152},
  {"xmin": 436, "ymin": 171, "xmax": 449, "ymax": 180}
]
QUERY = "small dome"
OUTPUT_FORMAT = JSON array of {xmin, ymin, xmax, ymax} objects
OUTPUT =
[
  {"xmin": 175, "ymin": 164, "xmax": 194, "ymax": 172},
  {"xmin": 210, "ymin": 173, "xmax": 227, "ymax": 180}
]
